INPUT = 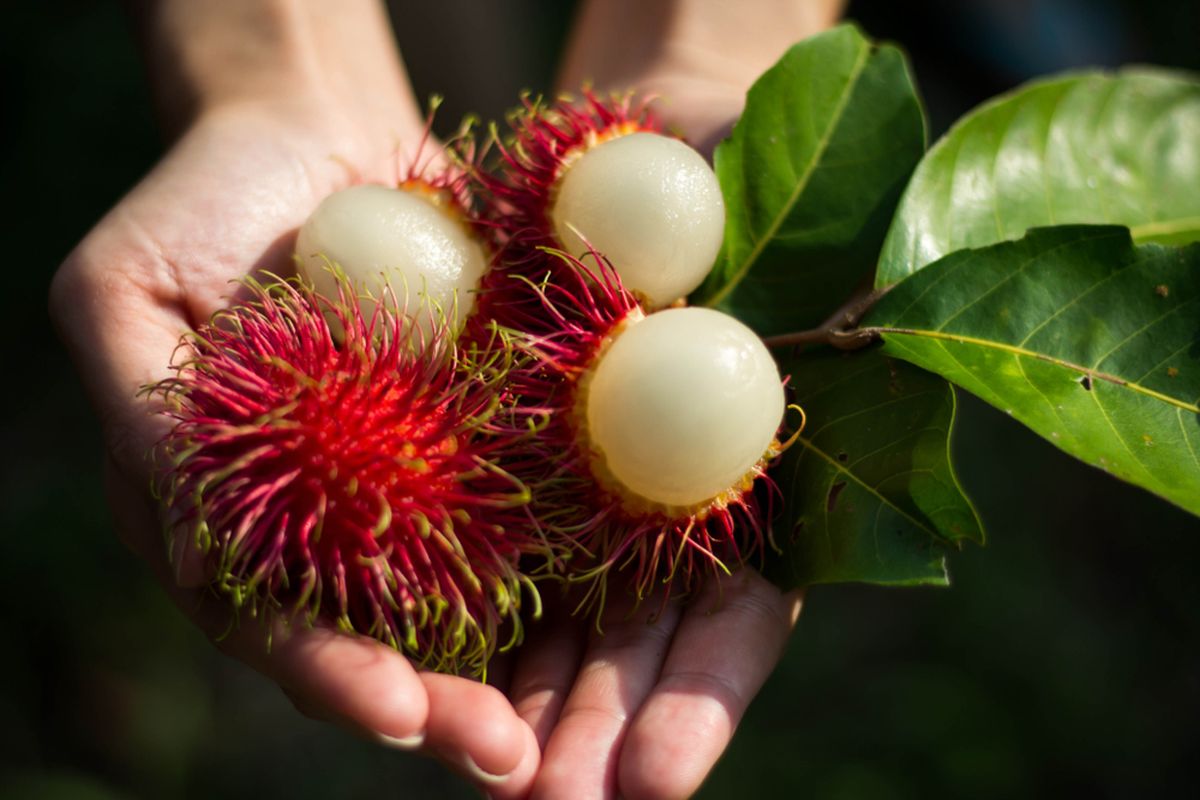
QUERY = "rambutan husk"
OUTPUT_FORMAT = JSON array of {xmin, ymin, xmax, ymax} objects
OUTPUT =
[
  {"xmin": 150, "ymin": 275, "xmax": 550, "ymax": 676},
  {"xmin": 396, "ymin": 100, "xmax": 481, "ymax": 226},
  {"xmin": 490, "ymin": 251, "xmax": 786, "ymax": 618}
]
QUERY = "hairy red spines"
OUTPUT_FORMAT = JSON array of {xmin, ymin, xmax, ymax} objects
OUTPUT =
[
  {"xmin": 153, "ymin": 278, "xmax": 543, "ymax": 675},
  {"xmin": 466, "ymin": 90, "xmax": 661, "ymax": 335},
  {"xmin": 455, "ymin": 90, "xmax": 780, "ymax": 614},
  {"xmin": 490, "ymin": 252, "xmax": 777, "ymax": 614},
  {"xmin": 151, "ymin": 89, "xmax": 778, "ymax": 670}
]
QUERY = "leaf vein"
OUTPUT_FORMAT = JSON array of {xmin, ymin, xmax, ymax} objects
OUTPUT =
[
  {"xmin": 933, "ymin": 231, "xmax": 1108, "ymax": 332},
  {"xmin": 1088, "ymin": 385, "xmax": 1159, "ymax": 485},
  {"xmin": 1013, "ymin": 230, "xmax": 1136, "ymax": 347},
  {"xmin": 1094, "ymin": 296, "xmax": 1198, "ymax": 371},
  {"xmin": 1012, "ymin": 348, "xmax": 1077, "ymax": 446},
  {"xmin": 1130, "ymin": 319, "xmax": 1199, "ymax": 384},
  {"xmin": 988, "ymin": 101, "xmax": 1021, "ymax": 238},
  {"xmin": 793, "ymin": 436, "xmax": 935, "ymax": 537},
  {"xmin": 707, "ymin": 41, "xmax": 872, "ymax": 305},
  {"xmin": 1178, "ymin": 408, "xmax": 1200, "ymax": 473},
  {"xmin": 1037, "ymin": 84, "xmax": 1072, "ymax": 225},
  {"xmin": 846, "ymin": 425, "xmax": 948, "ymax": 469},
  {"xmin": 1130, "ymin": 216, "xmax": 1200, "ymax": 241},
  {"xmin": 876, "ymin": 328, "xmax": 1199, "ymax": 413}
]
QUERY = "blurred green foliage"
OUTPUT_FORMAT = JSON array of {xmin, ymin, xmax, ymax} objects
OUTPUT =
[{"xmin": 3, "ymin": 1, "xmax": 1197, "ymax": 798}]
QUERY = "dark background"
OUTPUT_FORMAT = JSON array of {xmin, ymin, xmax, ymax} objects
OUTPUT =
[{"xmin": 3, "ymin": 1, "xmax": 1198, "ymax": 798}]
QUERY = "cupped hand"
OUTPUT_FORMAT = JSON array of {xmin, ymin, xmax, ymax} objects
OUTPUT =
[
  {"xmin": 50, "ymin": 91, "xmax": 545, "ymax": 796},
  {"xmin": 492, "ymin": 570, "xmax": 800, "ymax": 800},
  {"xmin": 512, "ymin": 1, "xmax": 845, "ymax": 795},
  {"xmin": 50, "ymin": 92, "xmax": 802, "ymax": 800},
  {"xmin": 51, "ymin": 88, "xmax": 805, "ymax": 800},
  {"xmin": 51, "ymin": 0, "xmax": 836, "ymax": 795}
]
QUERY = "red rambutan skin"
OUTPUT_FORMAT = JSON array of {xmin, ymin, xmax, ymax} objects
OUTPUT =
[
  {"xmin": 466, "ymin": 90, "xmax": 662, "ymax": 335},
  {"xmin": 152, "ymin": 278, "xmax": 544, "ymax": 675},
  {"xmin": 494, "ymin": 252, "xmax": 779, "ymax": 616},
  {"xmin": 395, "ymin": 106, "xmax": 481, "ymax": 225}
]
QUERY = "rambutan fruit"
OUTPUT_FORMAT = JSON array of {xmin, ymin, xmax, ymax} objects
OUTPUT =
[
  {"xmin": 550, "ymin": 132, "xmax": 725, "ymax": 309},
  {"xmin": 151, "ymin": 277, "xmax": 543, "ymax": 675},
  {"xmin": 471, "ymin": 90, "xmax": 725, "ymax": 321},
  {"xmin": 295, "ymin": 127, "xmax": 488, "ymax": 338},
  {"xmin": 294, "ymin": 185, "xmax": 487, "ymax": 334},
  {"xmin": 498, "ymin": 254, "xmax": 789, "ymax": 610},
  {"xmin": 580, "ymin": 306, "xmax": 785, "ymax": 513}
]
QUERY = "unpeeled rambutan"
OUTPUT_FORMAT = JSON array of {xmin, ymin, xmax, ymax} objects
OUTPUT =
[{"xmin": 152, "ymin": 277, "xmax": 542, "ymax": 675}]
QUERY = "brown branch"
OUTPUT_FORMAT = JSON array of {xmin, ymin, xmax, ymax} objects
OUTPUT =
[{"xmin": 761, "ymin": 283, "xmax": 890, "ymax": 351}]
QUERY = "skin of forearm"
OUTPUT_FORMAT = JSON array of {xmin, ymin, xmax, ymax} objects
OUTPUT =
[
  {"xmin": 126, "ymin": 0, "xmax": 418, "ymax": 137},
  {"xmin": 559, "ymin": 0, "xmax": 845, "ymax": 147},
  {"xmin": 562, "ymin": 0, "xmax": 843, "ymax": 86}
]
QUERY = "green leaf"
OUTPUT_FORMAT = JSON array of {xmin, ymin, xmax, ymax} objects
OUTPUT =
[
  {"xmin": 694, "ymin": 23, "xmax": 926, "ymax": 335},
  {"xmin": 768, "ymin": 347, "xmax": 982, "ymax": 588},
  {"xmin": 878, "ymin": 68, "xmax": 1200, "ymax": 287},
  {"xmin": 866, "ymin": 226, "xmax": 1200, "ymax": 517}
]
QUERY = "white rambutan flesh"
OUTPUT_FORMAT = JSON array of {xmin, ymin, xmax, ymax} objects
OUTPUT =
[
  {"xmin": 583, "ymin": 307, "xmax": 784, "ymax": 510},
  {"xmin": 295, "ymin": 184, "xmax": 487, "ymax": 333},
  {"xmin": 550, "ymin": 132, "xmax": 725, "ymax": 308}
]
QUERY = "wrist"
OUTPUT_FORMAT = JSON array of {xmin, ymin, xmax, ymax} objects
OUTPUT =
[
  {"xmin": 559, "ymin": 0, "xmax": 844, "ymax": 146},
  {"xmin": 131, "ymin": 0, "xmax": 417, "ymax": 138}
]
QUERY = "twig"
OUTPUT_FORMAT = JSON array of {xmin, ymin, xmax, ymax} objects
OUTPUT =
[{"xmin": 761, "ymin": 283, "xmax": 889, "ymax": 351}]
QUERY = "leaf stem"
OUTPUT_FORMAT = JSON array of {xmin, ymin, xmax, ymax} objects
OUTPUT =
[{"xmin": 762, "ymin": 283, "xmax": 888, "ymax": 351}]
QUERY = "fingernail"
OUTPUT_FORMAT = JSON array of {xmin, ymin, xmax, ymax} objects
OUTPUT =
[
  {"xmin": 458, "ymin": 752, "xmax": 510, "ymax": 787},
  {"xmin": 377, "ymin": 730, "xmax": 426, "ymax": 751}
]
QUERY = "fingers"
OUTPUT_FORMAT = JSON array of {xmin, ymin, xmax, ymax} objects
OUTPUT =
[
  {"xmin": 421, "ymin": 673, "xmax": 540, "ymax": 798},
  {"xmin": 108, "ymin": 463, "xmax": 538, "ymax": 796},
  {"xmin": 256, "ymin": 640, "xmax": 540, "ymax": 798},
  {"xmin": 262, "ymin": 638, "xmax": 539, "ymax": 799},
  {"xmin": 508, "ymin": 597, "xmax": 587, "ymax": 747},
  {"xmin": 256, "ymin": 627, "xmax": 432, "ymax": 741},
  {"xmin": 241, "ymin": 629, "xmax": 541, "ymax": 798},
  {"xmin": 107, "ymin": 460, "xmax": 429, "ymax": 733},
  {"xmin": 533, "ymin": 592, "xmax": 683, "ymax": 800},
  {"xmin": 618, "ymin": 569, "xmax": 803, "ymax": 800}
]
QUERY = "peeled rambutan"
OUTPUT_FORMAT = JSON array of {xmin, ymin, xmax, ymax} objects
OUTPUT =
[
  {"xmin": 475, "ymin": 89, "xmax": 659, "ymax": 252},
  {"xmin": 151, "ymin": 277, "xmax": 543, "ymax": 675},
  {"xmin": 468, "ymin": 90, "xmax": 723, "ymax": 329},
  {"xmin": 295, "ymin": 118, "xmax": 490, "ymax": 339},
  {"xmin": 497, "ymin": 253, "xmax": 789, "ymax": 611}
]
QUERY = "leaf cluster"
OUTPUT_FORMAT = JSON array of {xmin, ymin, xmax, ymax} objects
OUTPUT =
[{"xmin": 702, "ymin": 25, "xmax": 1200, "ymax": 586}]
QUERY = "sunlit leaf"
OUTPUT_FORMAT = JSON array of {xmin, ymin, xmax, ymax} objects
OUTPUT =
[
  {"xmin": 878, "ymin": 68, "xmax": 1200, "ymax": 287},
  {"xmin": 867, "ymin": 226, "xmax": 1200, "ymax": 517},
  {"xmin": 695, "ymin": 23, "xmax": 926, "ymax": 334}
]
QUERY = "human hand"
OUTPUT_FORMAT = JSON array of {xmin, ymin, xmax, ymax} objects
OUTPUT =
[
  {"xmin": 559, "ymin": 0, "xmax": 847, "ymax": 154},
  {"xmin": 51, "ymin": 95, "xmax": 800, "ymax": 800},
  {"xmin": 49, "ymin": 2, "xmax": 543, "ymax": 796},
  {"xmin": 489, "ymin": 569, "xmax": 800, "ymax": 799},
  {"xmin": 498, "ymin": 1, "xmax": 843, "ymax": 797},
  {"xmin": 52, "ymin": 1, "xmax": 839, "ymax": 796}
]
